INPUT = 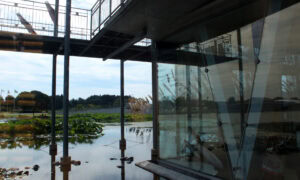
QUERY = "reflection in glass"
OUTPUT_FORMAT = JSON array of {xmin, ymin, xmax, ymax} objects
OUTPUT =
[{"xmin": 158, "ymin": 2, "xmax": 300, "ymax": 179}]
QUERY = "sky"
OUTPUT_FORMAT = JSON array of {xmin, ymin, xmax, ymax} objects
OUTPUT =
[
  {"xmin": 0, "ymin": 51, "xmax": 151, "ymax": 99},
  {"xmin": 0, "ymin": 0, "xmax": 152, "ymax": 99}
]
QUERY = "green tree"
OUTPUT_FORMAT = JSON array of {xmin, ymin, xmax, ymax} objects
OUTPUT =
[
  {"xmin": 31, "ymin": 91, "xmax": 50, "ymax": 112},
  {"xmin": 16, "ymin": 92, "xmax": 36, "ymax": 112},
  {"xmin": 5, "ymin": 95, "xmax": 15, "ymax": 112}
]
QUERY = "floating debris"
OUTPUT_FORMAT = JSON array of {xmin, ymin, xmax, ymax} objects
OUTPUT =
[
  {"xmin": 32, "ymin": 165, "xmax": 39, "ymax": 171},
  {"xmin": 110, "ymin": 158, "xmax": 117, "ymax": 160},
  {"xmin": 0, "ymin": 167, "xmax": 30, "ymax": 179}
]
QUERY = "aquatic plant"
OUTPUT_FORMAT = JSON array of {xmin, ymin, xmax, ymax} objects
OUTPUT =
[{"xmin": 0, "ymin": 112, "xmax": 151, "ymax": 135}]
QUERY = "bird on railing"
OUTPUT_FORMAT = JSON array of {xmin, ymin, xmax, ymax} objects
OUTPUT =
[{"xmin": 16, "ymin": 13, "xmax": 37, "ymax": 35}]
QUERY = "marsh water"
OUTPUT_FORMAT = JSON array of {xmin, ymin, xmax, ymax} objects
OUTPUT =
[{"xmin": 0, "ymin": 122, "xmax": 153, "ymax": 180}]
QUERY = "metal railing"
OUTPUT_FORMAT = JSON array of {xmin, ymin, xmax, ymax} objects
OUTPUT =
[
  {"xmin": 91, "ymin": 0, "xmax": 127, "ymax": 38},
  {"xmin": 0, "ymin": 0, "xmax": 144, "ymax": 44},
  {"xmin": 0, "ymin": 0, "xmax": 90, "ymax": 40},
  {"xmin": 179, "ymin": 34, "xmax": 235, "ymax": 57}
]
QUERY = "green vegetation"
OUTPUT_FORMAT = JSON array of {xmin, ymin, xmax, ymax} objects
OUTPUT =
[
  {"xmin": 0, "ymin": 115, "xmax": 103, "ymax": 136},
  {"xmin": 0, "ymin": 113, "xmax": 152, "ymax": 135},
  {"xmin": 71, "ymin": 113, "xmax": 152, "ymax": 123}
]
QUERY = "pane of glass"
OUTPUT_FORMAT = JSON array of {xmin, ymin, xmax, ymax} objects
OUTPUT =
[
  {"xmin": 158, "ymin": 2, "xmax": 300, "ymax": 179},
  {"xmin": 101, "ymin": 0, "xmax": 110, "ymax": 25},
  {"xmin": 111, "ymin": 0, "xmax": 121, "ymax": 14},
  {"xmin": 92, "ymin": 8, "xmax": 100, "ymax": 34},
  {"xmin": 237, "ymin": 3, "xmax": 300, "ymax": 180}
]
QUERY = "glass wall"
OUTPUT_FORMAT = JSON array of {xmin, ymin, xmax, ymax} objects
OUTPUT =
[{"xmin": 158, "ymin": 2, "xmax": 300, "ymax": 179}]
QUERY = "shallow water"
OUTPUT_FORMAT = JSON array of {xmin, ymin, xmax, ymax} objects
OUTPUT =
[{"xmin": 0, "ymin": 122, "xmax": 153, "ymax": 180}]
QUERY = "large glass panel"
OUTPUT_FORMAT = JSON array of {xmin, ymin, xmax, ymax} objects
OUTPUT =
[
  {"xmin": 158, "ymin": 2, "xmax": 300, "ymax": 179},
  {"xmin": 92, "ymin": 8, "xmax": 100, "ymax": 35}
]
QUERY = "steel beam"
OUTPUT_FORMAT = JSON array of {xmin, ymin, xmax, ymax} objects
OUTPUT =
[
  {"xmin": 79, "ymin": 28, "xmax": 109, "ymax": 56},
  {"xmin": 103, "ymin": 32, "xmax": 145, "ymax": 61}
]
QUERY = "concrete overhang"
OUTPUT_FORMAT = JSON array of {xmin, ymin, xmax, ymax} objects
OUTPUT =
[{"xmin": 106, "ymin": 0, "xmax": 299, "ymax": 44}]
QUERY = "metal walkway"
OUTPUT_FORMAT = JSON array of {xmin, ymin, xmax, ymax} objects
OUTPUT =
[{"xmin": 0, "ymin": 0, "xmax": 150, "ymax": 61}]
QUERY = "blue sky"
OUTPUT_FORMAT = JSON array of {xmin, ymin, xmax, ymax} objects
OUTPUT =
[
  {"xmin": 0, "ymin": 0, "xmax": 152, "ymax": 99},
  {"xmin": 0, "ymin": 51, "xmax": 151, "ymax": 99}
]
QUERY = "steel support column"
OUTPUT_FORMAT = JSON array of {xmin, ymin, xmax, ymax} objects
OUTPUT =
[
  {"xmin": 50, "ymin": 54, "xmax": 58, "ymax": 156},
  {"xmin": 237, "ymin": 28, "xmax": 245, "ymax": 138},
  {"xmin": 196, "ymin": 44, "xmax": 204, "ymax": 170},
  {"xmin": 50, "ymin": 0, "xmax": 59, "ymax": 156},
  {"xmin": 61, "ymin": 0, "xmax": 72, "ymax": 173},
  {"xmin": 119, "ymin": 59, "xmax": 126, "ymax": 150},
  {"xmin": 151, "ymin": 41, "xmax": 159, "ymax": 161}
]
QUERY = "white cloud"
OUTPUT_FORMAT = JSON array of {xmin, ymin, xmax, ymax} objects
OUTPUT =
[{"xmin": 0, "ymin": 51, "xmax": 151, "ymax": 99}]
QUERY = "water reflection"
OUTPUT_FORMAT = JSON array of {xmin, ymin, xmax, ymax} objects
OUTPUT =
[
  {"xmin": 121, "ymin": 149, "xmax": 125, "ymax": 180},
  {"xmin": 127, "ymin": 127, "xmax": 152, "ymax": 145},
  {"xmin": 0, "ymin": 122, "xmax": 153, "ymax": 180},
  {"xmin": 0, "ymin": 134, "xmax": 101, "ymax": 150}
]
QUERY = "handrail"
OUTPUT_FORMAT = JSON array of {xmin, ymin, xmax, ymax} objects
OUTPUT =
[
  {"xmin": 90, "ymin": 0, "xmax": 128, "ymax": 38},
  {"xmin": 0, "ymin": 0, "xmax": 133, "ymax": 42},
  {"xmin": 0, "ymin": 0, "xmax": 90, "ymax": 40}
]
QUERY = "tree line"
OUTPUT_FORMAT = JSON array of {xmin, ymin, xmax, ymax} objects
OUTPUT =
[{"xmin": 0, "ymin": 90, "xmax": 132, "ymax": 112}]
